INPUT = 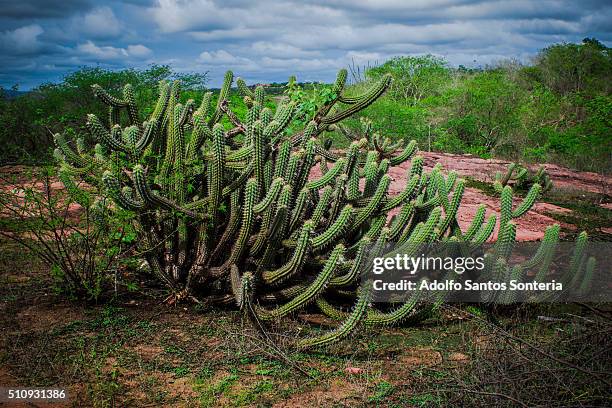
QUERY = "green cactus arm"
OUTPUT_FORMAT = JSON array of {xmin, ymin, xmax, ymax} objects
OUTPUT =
[
  {"xmin": 311, "ymin": 187, "xmax": 333, "ymax": 227},
  {"xmin": 362, "ymin": 152, "xmax": 379, "ymax": 197},
  {"xmin": 53, "ymin": 133, "xmax": 88, "ymax": 168},
  {"xmin": 294, "ymin": 139, "xmax": 316, "ymax": 194},
  {"xmin": 257, "ymin": 244, "xmax": 343, "ymax": 321},
  {"xmin": 209, "ymin": 190, "xmax": 242, "ymax": 262},
  {"xmin": 179, "ymin": 99, "xmax": 195, "ymax": 127},
  {"xmin": 408, "ymin": 155, "xmax": 424, "ymax": 178},
  {"xmin": 221, "ymin": 162, "xmax": 254, "ymax": 198},
  {"xmin": 251, "ymin": 120, "xmax": 267, "ymax": 196},
  {"xmin": 567, "ymin": 231, "xmax": 589, "ymax": 288},
  {"xmin": 250, "ymin": 182, "xmax": 283, "ymax": 256},
  {"xmin": 109, "ymin": 106, "xmax": 121, "ymax": 127},
  {"xmin": 122, "ymin": 125, "xmax": 139, "ymax": 154},
  {"xmin": 364, "ymin": 291, "xmax": 421, "ymax": 326},
  {"xmin": 254, "ymin": 86, "xmax": 265, "ymax": 107},
  {"xmin": 226, "ymin": 145, "xmax": 253, "ymax": 162},
  {"xmin": 333, "ymin": 68, "xmax": 348, "ymax": 95},
  {"xmin": 299, "ymin": 121, "xmax": 318, "ymax": 147},
  {"xmin": 273, "ymin": 140, "xmax": 291, "ymax": 179},
  {"xmin": 209, "ymin": 123, "xmax": 226, "ymax": 221},
  {"xmin": 306, "ymin": 159, "xmax": 346, "ymax": 191},
  {"xmin": 327, "ymin": 174, "xmax": 348, "ymax": 225},
  {"xmin": 495, "ymin": 221, "xmax": 517, "ymax": 262},
  {"xmin": 353, "ymin": 215, "xmax": 386, "ymax": 247},
  {"xmin": 332, "ymin": 74, "xmax": 392, "ymax": 105},
  {"xmin": 524, "ymin": 224, "xmax": 560, "ymax": 271},
  {"xmin": 436, "ymin": 180, "xmax": 465, "ymax": 238},
  {"xmin": 270, "ymin": 102, "xmax": 296, "ymax": 139},
  {"xmin": 389, "ymin": 203, "xmax": 415, "ymax": 241},
  {"xmin": 236, "ymin": 77, "xmax": 254, "ymax": 98},
  {"xmin": 330, "ymin": 237, "xmax": 370, "ymax": 286},
  {"xmin": 245, "ymin": 102, "xmax": 261, "ymax": 138},
  {"xmin": 462, "ymin": 205, "xmax": 486, "ymax": 241},
  {"xmin": 297, "ymin": 281, "xmax": 371, "ymax": 349},
  {"xmin": 389, "ymin": 140, "xmax": 418, "ymax": 166},
  {"xmin": 415, "ymin": 192, "xmax": 441, "ymax": 212},
  {"xmin": 515, "ymin": 167, "xmax": 528, "ymax": 181},
  {"xmin": 311, "ymin": 204, "xmax": 353, "ymax": 251},
  {"xmin": 499, "ymin": 185, "xmax": 513, "ymax": 228},
  {"xmin": 102, "ymin": 171, "xmax": 144, "ymax": 210},
  {"xmin": 351, "ymin": 174, "xmax": 390, "ymax": 232},
  {"xmin": 91, "ymin": 84, "xmax": 127, "ymax": 107},
  {"xmin": 346, "ymin": 160, "xmax": 361, "ymax": 201},
  {"xmin": 254, "ymin": 177, "xmax": 283, "ymax": 214},
  {"xmin": 265, "ymin": 157, "xmax": 276, "ymax": 189},
  {"xmin": 170, "ymin": 103, "xmax": 187, "ymax": 203},
  {"xmin": 260, "ymin": 107, "xmax": 273, "ymax": 128},
  {"xmin": 210, "ymin": 70, "xmax": 233, "ymax": 125},
  {"xmin": 284, "ymin": 151, "xmax": 303, "ymax": 186},
  {"xmin": 470, "ymin": 214, "xmax": 497, "ymax": 248},
  {"xmin": 230, "ymin": 265, "xmax": 254, "ymax": 309},
  {"xmin": 136, "ymin": 120, "xmax": 157, "ymax": 152},
  {"xmin": 122, "ymin": 84, "xmax": 139, "ymax": 124},
  {"xmin": 197, "ymin": 91, "xmax": 213, "ymax": 117},
  {"xmin": 86, "ymin": 114, "xmax": 129, "ymax": 153},
  {"xmin": 393, "ymin": 206, "xmax": 442, "ymax": 254},
  {"xmin": 149, "ymin": 81, "xmax": 170, "ymax": 124},
  {"xmin": 289, "ymin": 188, "xmax": 310, "ymax": 232},
  {"xmin": 217, "ymin": 177, "xmax": 258, "ymax": 273},
  {"xmin": 320, "ymin": 74, "xmax": 391, "ymax": 125},
  {"xmin": 313, "ymin": 144, "xmax": 342, "ymax": 161},
  {"xmin": 259, "ymin": 285, "xmax": 307, "ymax": 302},
  {"xmin": 381, "ymin": 174, "xmax": 420, "ymax": 212},
  {"xmin": 262, "ymin": 221, "xmax": 313, "ymax": 284},
  {"xmin": 132, "ymin": 165, "xmax": 202, "ymax": 219},
  {"xmin": 500, "ymin": 163, "xmax": 517, "ymax": 185},
  {"xmin": 444, "ymin": 171, "xmax": 457, "ymax": 195},
  {"xmin": 77, "ymin": 137, "xmax": 88, "ymax": 156},
  {"xmin": 511, "ymin": 183, "xmax": 541, "ymax": 218}
]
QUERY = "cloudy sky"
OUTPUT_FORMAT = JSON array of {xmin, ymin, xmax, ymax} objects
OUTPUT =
[{"xmin": 1, "ymin": 0, "xmax": 610, "ymax": 89}]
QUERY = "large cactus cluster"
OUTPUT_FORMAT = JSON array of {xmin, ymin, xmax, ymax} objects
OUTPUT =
[{"xmin": 53, "ymin": 69, "xmax": 595, "ymax": 349}]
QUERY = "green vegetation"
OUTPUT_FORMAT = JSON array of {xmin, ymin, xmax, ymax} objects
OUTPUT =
[
  {"xmin": 343, "ymin": 38, "xmax": 611, "ymax": 172},
  {"xmin": 0, "ymin": 65, "xmax": 207, "ymax": 164}
]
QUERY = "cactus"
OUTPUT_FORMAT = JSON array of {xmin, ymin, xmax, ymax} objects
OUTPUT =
[
  {"xmin": 55, "ymin": 68, "xmax": 593, "ymax": 349},
  {"xmin": 495, "ymin": 163, "xmax": 553, "ymax": 194}
]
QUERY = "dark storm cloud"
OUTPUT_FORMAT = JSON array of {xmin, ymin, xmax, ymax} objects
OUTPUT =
[
  {"xmin": 0, "ymin": 0, "xmax": 93, "ymax": 19},
  {"xmin": 0, "ymin": 0, "xmax": 610, "ymax": 89}
]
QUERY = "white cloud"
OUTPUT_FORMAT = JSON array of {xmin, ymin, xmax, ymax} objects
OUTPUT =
[
  {"xmin": 77, "ymin": 40, "xmax": 152, "ymax": 60},
  {"xmin": 150, "ymin": 0, "xmax": 232, "ymax": 33},
  {"xmin": 197, "ymin": 50, "xmax": 251, "ymax": 65},
  {"xmin": 127, "ymin": 44, "xmax": 153, "ymax": 58},
  {"xmin": 1, "ymin": 24, "xmax": 44, "ymax": 54},
  {"xmin": 79, "ymin": 7, "xmax": 122, "ymax": 38}
]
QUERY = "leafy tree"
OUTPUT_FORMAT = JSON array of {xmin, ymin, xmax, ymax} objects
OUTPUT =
[
  {"xmin": 531, "ymin": 38, "xmax": 611, "ymax": 95},
  {"xmin": 366, "ymin": 55, "xmax": 451, "ymax": 104}
]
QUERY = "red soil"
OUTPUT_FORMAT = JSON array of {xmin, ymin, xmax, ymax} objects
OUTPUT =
[{"xmin": 311, "ymin": 152, "xmax": 612, "ymax": 241}]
